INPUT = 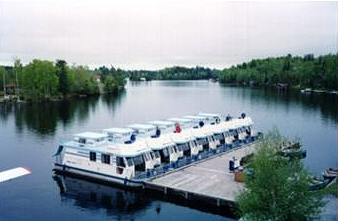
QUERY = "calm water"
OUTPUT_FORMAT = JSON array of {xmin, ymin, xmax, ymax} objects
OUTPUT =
[{"xmin": 0, "ymin": 80, "xmax": 337, "ymax": 221}]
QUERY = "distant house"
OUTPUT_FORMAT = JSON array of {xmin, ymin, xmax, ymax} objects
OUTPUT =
[
  {"xmin": 4, "ymin": 84, "xmax": 19, "ymax": 95},
  {"xmin": 93, "ymin": 74, "xmax": 101, "ymax": 83}
]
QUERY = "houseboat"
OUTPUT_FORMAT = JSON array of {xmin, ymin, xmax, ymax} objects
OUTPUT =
[{"xmin": 53, "ymin": 113, "xmax": 260, "ymax": 187}]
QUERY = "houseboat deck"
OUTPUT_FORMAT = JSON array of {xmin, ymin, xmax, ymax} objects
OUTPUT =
[{"xmin": 144, "ymin": 142, "xmax": 258, "ymax": 206}]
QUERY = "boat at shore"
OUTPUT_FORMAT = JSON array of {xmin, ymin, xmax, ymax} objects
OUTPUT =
[{"xmin": 53, "ymin": 113, "xmax": 261, "ymax": 187}]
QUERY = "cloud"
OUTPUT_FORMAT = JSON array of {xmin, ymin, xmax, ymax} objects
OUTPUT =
[{"xmin": 0, "ymin": 0, "xmax": 337, "ymax": 69}]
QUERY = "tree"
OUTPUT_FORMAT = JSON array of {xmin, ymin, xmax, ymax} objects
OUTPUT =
[
  {"xmin": 236, "ymin": 129, "xmax": 324, "ymax": 221},
  {"xmin": 0, "ymin": 66, "xmax": 8, "ymax": 91},
  {"xmin": 104, "ymin": 75, "xmax": 117, "ymax": 93},
  {"xmin": 70, "ymin": 65, "xmax": 99, "ymax": 95},
  {"xmin": 56, "ymin": 60, "xmax": 69, "ymax": 96},
  {"xmin": 21, "ymin": 59, "xmax": 59, "ymax": 100}
]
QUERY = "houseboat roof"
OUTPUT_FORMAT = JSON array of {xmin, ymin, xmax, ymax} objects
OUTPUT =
[
  {"xmin": 228, "ymin": 118, "xmax": 251, "ymax": 129},
  {"xmin": 148, "ymin": 120, "xmax": 175, "ymax": 126},
  {"xmin": 243, "ymin": 117, "xmax": 253, "ymax": 126},
  {"xmin": 198, "ymin": 113, "xmax": 221, "ymax": 118},
  {"xmin": 183, "ymin": 115, "xmax": 207, "ymax": 121},
  {"xmin": 127, "ymin": 124, "xmax": 156, "ymax": 130},
  {"xmin": 102, "ymin": 127, "xmax": 134, "ymax": 134},
  {"xmin": 195, "ymin": 125, "xmax": 214, "ymax": 137},
  {"xmin": 170, "ymin": 129, "xmax": 195, "ymax": 144},
  {"xmin": 74, "ymin": 132, "xmax": 107, "ymax": 140},
  {"xmin": 146, "ymin": 135, "xmax": 175, "ymax": 150},
  {"xmin": 211, "ymin": 122, "xmax": 231, "ymax": 133},
  {"xmin": 167, "ymin": 117, "xmax": 191, "ymax": 123},
  {"xmin": 110, "ymin": 140, "xmax": 150, "ymax": 157},
  {"xmin": 188, "ymin": 128, "xmax": 208, "ymax": 138}
]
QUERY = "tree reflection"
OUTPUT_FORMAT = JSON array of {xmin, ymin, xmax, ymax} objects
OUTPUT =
[
  {"xmin": 219, "ymin": 85, "xmax": 338, "ymax": 122},
  {"xmin": 0, "ymin": 95, "xmax": 122, "ymax": 137}
]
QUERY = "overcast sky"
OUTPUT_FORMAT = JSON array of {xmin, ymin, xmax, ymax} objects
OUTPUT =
[{"xmin": 0, "ymin": 1, "xmax": 337, "ymax": 70}]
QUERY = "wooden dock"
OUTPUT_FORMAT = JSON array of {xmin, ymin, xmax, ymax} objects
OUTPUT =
[{"xmin": 144, "ymin": 142, "xmax": 258, "ymax": 207}]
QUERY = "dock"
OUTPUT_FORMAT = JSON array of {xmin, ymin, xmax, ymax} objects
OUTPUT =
[{"xmin": 144, "ymin": 142, "xmax": 258, "ymax": 207}]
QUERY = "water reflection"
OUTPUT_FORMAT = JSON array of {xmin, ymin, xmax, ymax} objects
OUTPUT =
[
  {"xmin": 219, "ymin": 85, "xmax": 338, "ymax": 122},
  {"xmin": 53, "ymin": 175, "xmax": 151, "ymax": 219},
  {"xmin": 101, "ymin": 90, "xmax": 126, "ymax": 111},
  {"xmin": 0, "ymin": 93, "xmax": 125, "ymax": 137},
  {"xmin": 53, "ymin": 174, "xmax": 236, "ymax": 220}
]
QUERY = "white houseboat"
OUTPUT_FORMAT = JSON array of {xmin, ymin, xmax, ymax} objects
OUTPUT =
[{"xmin": 53, "ymin": 113, "xmax": 260, "ymax": 187}]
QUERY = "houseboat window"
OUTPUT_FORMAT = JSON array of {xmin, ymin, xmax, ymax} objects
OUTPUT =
[
  {"xmin": 162, "ymin": 148, "xmax": 169, "ymax": 157},
  {"xmin": 168, "ymin": 146, "xmax": 174, "ymax": 154},
  {"xmin": 177, "ymin": 143, "xmax": 189, "ymax": 151},
  {"xmin": 126, "ymin": 158, "xmax": 134, "ymax": 167},
  {"xmin": 78, "ymin": 138, "xmax": 86, "ymax": 144},
  {"xmin": 132, "ymin": 155, "xmax": 145, "ymax": 165},
  {"xmin": 101, "ymin": 154, "xmax": 110, "ymax": 164},
  {"xmin": 154, "ymin": 151, "xmax": 160, "ymax": 158},
  {"xmin": 214, "ymin": 134, "xmax": 224, "ymax": 140},
  {"xmin": 116, "ymin": 157, "xmax": 125, "ymax": 167},
  {"xmin": 89, "ymin": 152, "xmax": 96, "ymax": 161},
  {"xmin": 173, "ymin": 146, "xmax": 178, "ymax": 152},
  {"xmin": 196, "ymin": 138, "xmax": 208, "ymax": 146}
]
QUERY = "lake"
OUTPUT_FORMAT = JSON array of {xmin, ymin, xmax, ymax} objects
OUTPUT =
[{"xmin": 0, "ymin": 80, "xmax": 337, "ymax": 221}]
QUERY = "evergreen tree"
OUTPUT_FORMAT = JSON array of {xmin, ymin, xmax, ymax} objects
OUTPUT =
[{"xmin": 56, "ymin": 60, "xmax": 69, "ymax": 96}]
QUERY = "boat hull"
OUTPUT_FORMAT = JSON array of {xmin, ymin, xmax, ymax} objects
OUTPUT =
[{"xmin": 53, "ymin": 163, "xmax": 144, "ymax": 187}]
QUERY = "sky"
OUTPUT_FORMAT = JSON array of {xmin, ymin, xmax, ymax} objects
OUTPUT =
[{"xmin": 0, "ymin": 0, "xmax": 337, "ymax": 70}]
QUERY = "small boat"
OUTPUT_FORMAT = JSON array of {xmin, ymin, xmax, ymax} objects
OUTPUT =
[
  {"xmin": 277, "ymin": 142, "xmax": 307, "ymax": 159},
  {"xmin": 279, "ymin": 149, "xmax": 307, "ymax": 159},
  {"xmin": 322, "ymin": 168, "xmax": 338, "ymax": 179},
  {"xmin": 301, "ymin": 88, "xmax": 312, "ymax": 94},
  {"xmin": 309, "ymin": 176, "xmax": 335, "ymax": 191}
]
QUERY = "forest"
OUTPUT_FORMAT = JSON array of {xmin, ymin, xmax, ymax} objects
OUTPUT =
[
  {"xmin": 0, "ymin": 59, "xmax": 126, "ymax": 101},
  {"xmin": 127, "ymin": 66, "xmax": 220, "ymax": 81},
  {"xmin": 219, "ymin": 53, "xmax": 337, "ymax": 90},
  {"xmin": 0, "ymin": 53, "xmax": 336, "ymax": 101}
]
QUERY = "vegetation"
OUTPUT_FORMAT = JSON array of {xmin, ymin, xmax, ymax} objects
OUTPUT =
[
  {"xmin": 0, "ymin": 59, "xmax": 126, "ymax": 101},
  {"xmin": 220, "ymin": 53, "xmax": 338, "ymax": 90},
  {"xmin": 236, "ymin": 129, "xmax": 324, "ymax": 221},
  {"xmin": 127, "ymin": 66, "xmax": 220, "ymax": 81},
  {"xmin": 1, "ymin": 53, "xmax": 336, "ymax": 101},
  {"xmin": 97, "ymin": 66, "xmax": 127, "ymax": 93}
]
